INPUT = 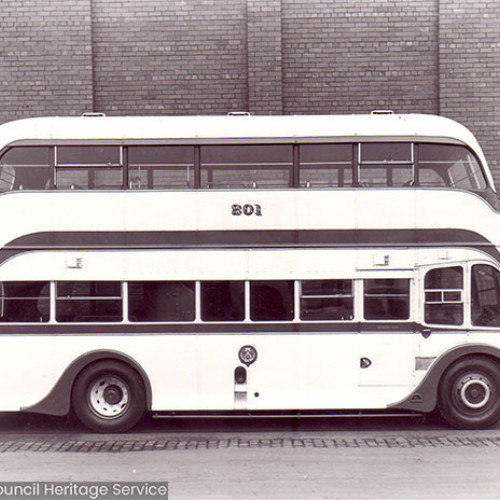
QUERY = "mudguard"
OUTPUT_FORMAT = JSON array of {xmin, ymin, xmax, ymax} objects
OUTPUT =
[
  {"xmin": 21, "ymin": 350, "xmax": 153, "ymax": 416},
  {"xmin": 389, "ymin": 343, "xmax": 500, "ymax": 413}
]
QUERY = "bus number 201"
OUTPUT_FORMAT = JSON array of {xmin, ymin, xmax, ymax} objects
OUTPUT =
[{"xmin": 231, "ymin": 204, "xmax": 263, "ymax": 216}]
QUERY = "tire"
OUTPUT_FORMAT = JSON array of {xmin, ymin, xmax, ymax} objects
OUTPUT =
[
  {"xmin": 438, "ymin": 356, "xmax": 500, "ymax": 430},
  {"xmin": 71, "ymin": 360, "xmax": 146, "ymax": 433}
]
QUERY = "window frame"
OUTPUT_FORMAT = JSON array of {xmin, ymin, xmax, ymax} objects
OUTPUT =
[
  {"xmin": 55, "ymin": 281, "xmax": 123, "ymax": 323},
  {"xmin": 0, "ymin": 146, "xmax": 52, "ymax": 191},
  {"xmin": 298, "ymin": 143, "xmax": 353, "ymax": 188},
  {"xmin": 299, "ymin": 279, "xmax": 354, "ymax": 321},
  {"xmin": 54, "ymin": 145, "xmax": 124, "ymax": 190},
  {"xmin": 249, "ymin": 280, "xmax": 295, "ymax": 322},
  {"xmin": 422, "ymin": 265, "xmax": 465, "ymax": 327},
  {"xmin": 471, "ymin": 263, "xmax": 500, "ymax": 328},
  {"xmin": 200, "ymin": 144, "xmax": 294, "ymax": 189},
  {"xmin": 0, "ymin": 281, "xmax": 50, "ymax": 323},
  {"xmin": 0, "ymin": 139, "xmax": 490, "ymax": 195},
  {"xmin": 362, "ymin": 278, "xmax": 411, "ymax": 321},
  {"xmin": 128, "ymin": 280, "xmax": 196, "ymax": 322},
  {"xmin": 0, "ymin": 275, "xmax": 431, "ymax": 326},
  {"xmin": 358, "ymin": 142, "xmax": 415, "ymax": 188},
  {"xmin": 128, "ymin": 145, "xmax": 195, "ymax": 189}
]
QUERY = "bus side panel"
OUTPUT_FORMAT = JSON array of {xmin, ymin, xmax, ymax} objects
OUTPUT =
[{"xmin": 0, "ymin": 335, "xmax": 235, "ymax": 412}]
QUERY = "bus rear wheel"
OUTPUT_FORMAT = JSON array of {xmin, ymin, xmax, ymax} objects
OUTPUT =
[
  {"xmin": 72, "ymin": 360, "xmax": 146, "ymax": 433},
  {"xmin": 438, "ymin": 357, "xmax": 500, "ymax": 429}
]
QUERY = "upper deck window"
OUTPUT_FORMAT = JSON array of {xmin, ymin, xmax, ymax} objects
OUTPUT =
[
  {"xmin": 359, "ymin": 143, "xmax": 413, "ymax": 187},
  {"xmin": 129, "ymin": 146, "xmax": 194, "ymax": 189},
  {"xmin": 200, "ymin": 145, "xmax": 293, "ymax": 188},
  {"xmin": 299, "ymin": 144, "xmax": 352, "ymax": 187},
  {"xmin": 55, "ymin": 146, "xmax": 123, "ymax": 190},
  {"xmin": 0, "ymin": 140, "xmax": 491, "ymax": 199},
  {"xmin": 0, "ymin": 147, "xmax": 50, "ymax": 191},
  {"xmin": 419, "ymin": 144, "xmax": 487, "ymax": 191},
  {"xmin": 56, "ymin": 146, "xmax": 121, "ymax": 166}
]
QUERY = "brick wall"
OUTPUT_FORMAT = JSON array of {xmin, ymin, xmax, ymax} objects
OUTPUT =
[
  {"xmin": 439, "ymin": 0, "xmax": 500, "ymax": 187},
  {"xmin": 1, "ymin": 0, "xmax": 499, "ymax": 184},
  {"xmin": 281, "ymin": 0, "xmax": 439, "ymax": 114},
  {"xmin": 91, "ymin": 0, "xmax": 248, "ymax": 115},
  {"xmin": 0, "ymin": 0, "xmax": 93, "ymax": 123},
  {"xmin": 247, "ymin": 0, "xmax": 283, "ymax": 114}
]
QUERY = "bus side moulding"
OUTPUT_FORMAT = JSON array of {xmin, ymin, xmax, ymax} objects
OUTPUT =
[
  {"xmin": 20, "ymin": 350, "xmax": 153, "ymax": 417},
  {"xmin": 389, "ymin": 343, "xmax": 500, "ymax": 413}
]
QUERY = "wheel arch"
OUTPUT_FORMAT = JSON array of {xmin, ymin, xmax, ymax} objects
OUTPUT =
[
  {"xmin": 21, "ymin": 350, "xmax": 153, "ymax": 416},
  {"xmin": 389, "ymin": 343, "xmax": 500, "ymax": 413}
]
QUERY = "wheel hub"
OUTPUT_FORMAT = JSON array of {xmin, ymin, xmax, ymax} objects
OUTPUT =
[
  {"xmin": 89, "ymin": 376, "xmax": 129, "ymax": 418},
  {"xmin": 103, "ymin": 385, "xmax": 124, "ymax": 405},
  {"xmin": 458, "ymin": 376, "xmax": 491, "ymax": 409}
]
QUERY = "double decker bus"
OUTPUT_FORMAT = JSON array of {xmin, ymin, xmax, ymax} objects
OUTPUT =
[{"xmin": 0, "ymin": 111, "xmax": 499, "ymax": 432}]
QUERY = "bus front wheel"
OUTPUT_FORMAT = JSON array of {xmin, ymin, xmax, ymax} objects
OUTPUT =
[
  {"xmin": 72, "ymin": 360, "xmax": 146, "ymax": 433},
  {"xmin": 438, "ymin": 357, "xmax": 500, "ymax": 429}
]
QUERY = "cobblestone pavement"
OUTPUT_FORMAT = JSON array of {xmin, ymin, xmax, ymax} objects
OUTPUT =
[{"xmin": 1, "ymin": 434, "xmax": 500, "ymax": 453}]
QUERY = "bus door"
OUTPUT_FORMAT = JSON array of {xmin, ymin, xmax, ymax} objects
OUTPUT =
[
  {"xmin": 416, "ymin": 264, "xmax": 468, "ymax": 361},
  {"xmin": 357, "ymin": 276, "xmax": 417, "ymax": 389}
]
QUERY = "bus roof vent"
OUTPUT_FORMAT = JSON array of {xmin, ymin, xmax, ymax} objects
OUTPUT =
[
  {"xmin": 82, "ymin": 112, "xmax": 106, "ymax": 118},
  {"xmin": 227, "ymin": 111, "xmax": 251, "ymax": 116},
  {"xmin": 371, "ymin": 110, "xmax": 394, "ymax": 115}
]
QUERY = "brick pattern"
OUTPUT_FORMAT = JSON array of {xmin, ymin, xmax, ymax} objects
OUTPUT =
[
  {"xmin": 91, "ymin": 0, "xmax": 248, "ymax": 115},
  {"xmin": 0, "ymin": 0, "xmax": 93, "ymax": 123},
  {"xmin": 439, "ymin": 0, "xmax": 500, "ymax": 187},
  {"xmin": 247, "ymin": 0, "xmax": 283, "ymax": 114},
  {"xmin": 281, "ymin": 0, "xmax": 439, "ymax": 115},
  {"xmin": 1, "ymin": 435, "xmax": 500, "ymax": 452}
]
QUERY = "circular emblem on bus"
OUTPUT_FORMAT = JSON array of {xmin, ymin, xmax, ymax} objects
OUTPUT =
[{"xmin": 239, "ymin": 345, "xmax": 258, "ymax": 366}]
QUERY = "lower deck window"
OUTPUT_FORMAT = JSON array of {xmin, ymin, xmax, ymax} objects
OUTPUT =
[
  {"xmin": 300, "ymin": 280, "xmax": 353, "ymax": 320},
  {"xmin": 471, "ymin": 264, "xmax": 500, "ymax": 327},
  {"xmin": 56, "ymin": 281, "xmax": 122, "ymax": 322},
  {"xmin": 128, "ymin": 281, "xmax": 195, "ymax": 322},
  {"xmin": 201, "ymin": 281, "xmax": 245, "ymax": 321},
  {"xmin": 424, "ymin": 266, "xmax": 463, "ymax": 325},
  {"xmin": 0, "ymin": 282, "xmax": 49, "ymax": 322},
  {"xmin": 364, "ymin": 279, "xmax": 410, "ymax": 320},
  {"xmin": 250, "ymin": 281, "xmax": 294, "ymax": 321},
  {"xmin": 0, "ymin": 276, "xmax": 466, "ymax": 327}
]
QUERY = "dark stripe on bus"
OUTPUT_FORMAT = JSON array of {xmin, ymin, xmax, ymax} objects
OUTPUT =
[
  {"xmin": 0, "ymin": 322, "xmax": 468, "ymax": 335},
  {"xmin": 1, "ymin": 228, "xmax": 499, "ymax": 264}
]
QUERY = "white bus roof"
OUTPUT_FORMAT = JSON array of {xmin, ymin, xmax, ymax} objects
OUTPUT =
[
  {"xmin": 0, "ymin": 113, "xmax": 493, "ymax": 187},
  {"xmin": 0, "ymin": 112, "xmax": 483, "ymax": 143}
]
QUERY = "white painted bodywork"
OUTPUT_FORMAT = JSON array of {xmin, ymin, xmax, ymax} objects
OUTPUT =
[{"xmin": 0, "ymin": 114, "xmax": 497, "ymax": 414}]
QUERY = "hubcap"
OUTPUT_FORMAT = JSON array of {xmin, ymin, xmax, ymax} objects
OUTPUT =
[
  {"xmin": 89, "ymin": 376, "xmax": 129, "ymax": 418},
  {"xmin": 458, "ymin": 375, "xmax": 491, "ymax": 409},
  {"xmin": 103, "ymin": 385, "xmax": 124, "ymax": 405}
]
